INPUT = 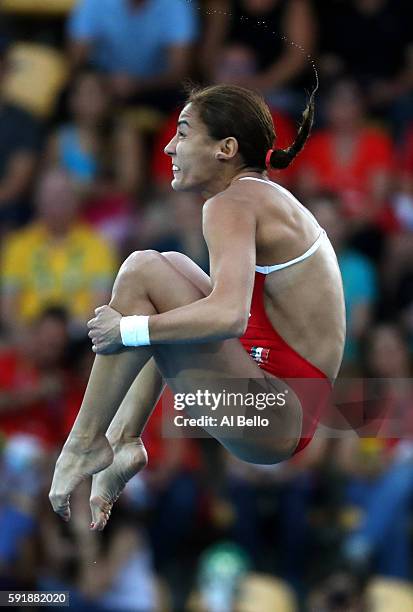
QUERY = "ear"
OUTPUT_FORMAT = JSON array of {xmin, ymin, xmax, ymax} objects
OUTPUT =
[{"xmin": 215, "ymin": 137, "xmax": 239, "ymax": 162}]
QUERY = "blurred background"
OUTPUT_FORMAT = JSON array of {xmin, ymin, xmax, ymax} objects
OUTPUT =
[{"xmin": 0, "ymin": 0, "xmax": 413, "ymax": 610}]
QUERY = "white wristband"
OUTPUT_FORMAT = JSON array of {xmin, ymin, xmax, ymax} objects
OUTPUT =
[{"xmin": 120, "ymin": 315, "xmax": 151, "ymax": 347}]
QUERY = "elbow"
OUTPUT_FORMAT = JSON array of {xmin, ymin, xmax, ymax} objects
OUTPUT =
[
  {"xmin": 226, "ymin": 312, "xmax": 249, "ymax": 338},
  {"xmin": 207, "ymin": 295, "xmax": 249, "ymax": 339}
]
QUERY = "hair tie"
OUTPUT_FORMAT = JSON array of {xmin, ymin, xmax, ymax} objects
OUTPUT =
[{"xmin": 265, "ymin": 148, "xmax": 275, "ymax": 169}]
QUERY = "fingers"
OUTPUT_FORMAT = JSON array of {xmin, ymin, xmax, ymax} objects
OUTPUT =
[
  {"xmin": 87, "ymin": 320, "xmax": 104, "ymax": 351},
  {"xmin": 87, "ymin": 305, "xmax": 121, "ymax": 354},
  {"xmin": 92, "ymin": 344, "xmax": 111, "ymax": 355},
  {"xmin": 87, "ymin": 304, "xmax": 109, "ymax": 329}
]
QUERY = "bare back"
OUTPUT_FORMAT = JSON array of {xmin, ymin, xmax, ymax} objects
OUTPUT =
[{"xmin": 227, "ymin": 176, "xmax": 346, "ymax": 380}]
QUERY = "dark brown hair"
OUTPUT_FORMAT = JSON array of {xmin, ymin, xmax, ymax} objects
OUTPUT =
[{"xmin": 186, "ymin": 83, "xmax": 316, "ymax": 171}]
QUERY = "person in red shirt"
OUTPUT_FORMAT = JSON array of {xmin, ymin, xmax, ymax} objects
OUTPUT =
[
  {"xmin": 293, "ymin": 79, "xmax": 396, "ymax": 225},
  {"xmin": 0, "ymin": 307, "xmax": 72, "ymax": 449}
]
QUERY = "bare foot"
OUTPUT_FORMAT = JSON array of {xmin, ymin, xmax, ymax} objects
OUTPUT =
[
  {"xmin": 49, "ymin": 435, "xmax": 114, "ymax": 522},
  {"xmin": 89, "ymin": 437, "xmax": 148, "ymax": 531}
]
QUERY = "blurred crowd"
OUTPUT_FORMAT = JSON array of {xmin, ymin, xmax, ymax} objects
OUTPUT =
[{"xmin": 0, "ymin": 0, "xmax": 413, "ymax": 610}]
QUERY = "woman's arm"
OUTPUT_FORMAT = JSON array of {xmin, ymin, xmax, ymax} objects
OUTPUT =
[
  {"xmin": 89, "ymin": 194, "xmax": 257, "ymax": 352},
  {"xmin": 148, "ymin": 195, "xmax": 256, "ymax": 342}
]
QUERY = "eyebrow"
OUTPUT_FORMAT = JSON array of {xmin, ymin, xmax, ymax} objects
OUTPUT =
[{"xmin": 177, "ymin": 120, "xmax": 191, "ymax": 128}]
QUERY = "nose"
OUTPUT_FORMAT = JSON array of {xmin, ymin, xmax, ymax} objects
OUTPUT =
[{"xmin": 164, "ymin": 134, "xmax": 177, "ymax": 157}]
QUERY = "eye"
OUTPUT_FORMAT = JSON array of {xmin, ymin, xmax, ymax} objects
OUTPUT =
[{"xmin": 178, "ymin": 131, "xmax": 186, "ymax": 138}]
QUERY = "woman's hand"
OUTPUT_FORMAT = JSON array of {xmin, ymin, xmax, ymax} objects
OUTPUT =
[{"xmin": 88, "ymin": 305, "xmax": 123, "ymax": 354}]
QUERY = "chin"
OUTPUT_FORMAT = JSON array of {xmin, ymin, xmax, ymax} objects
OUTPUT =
[
  {"xmin": 171, "ymin": 180, "xmax": 184, "ymax": 192},
  {"xmin": 172, "ymin": 178, "xmax": 196, "ymax": 193}
]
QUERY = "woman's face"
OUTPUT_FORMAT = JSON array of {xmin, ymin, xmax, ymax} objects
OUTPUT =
[{"xmin": 164, "ymin": 103, "xmax": 231, "ymax": 194}]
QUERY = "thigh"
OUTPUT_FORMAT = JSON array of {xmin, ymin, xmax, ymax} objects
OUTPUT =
[
  {"xmin": 121, "ymin": 251, "xmax": 302, "ymax": 462},
  {"xmin": 146, "ymin": 253, "xmax": 262, "ymax": 379},
  {"xmin": 112, "ymin": 249, "xmax": 280, "ymax": 380},
  {"xmin": 159, "ymin": 251, "xmax": 301, "ymax": 396}
]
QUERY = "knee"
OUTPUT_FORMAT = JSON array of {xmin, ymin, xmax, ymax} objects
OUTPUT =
[
  {"xmin": 112, "ymin": 250, "xmax": 166, "ymax": 301},
  {"xmin": 161, "ymin": 251, "xmax": 211, "ymax": 296},
  {"xmin": 119, "ymin": 249, "xmax": 165, "ymax": 280},
  {"xmin": 161, "ymin": 250, "xmax": 187, "ymax": 263},
  {"xmin": 161, "ymin": 251, "xmax": 193, "ymax": 274}
]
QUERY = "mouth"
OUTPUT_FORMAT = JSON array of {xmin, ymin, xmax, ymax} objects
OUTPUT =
[{"xmin": 172, "ymin": 164, "xmax": 181, "ymax": 173}]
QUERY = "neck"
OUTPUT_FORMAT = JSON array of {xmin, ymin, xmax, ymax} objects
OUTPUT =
[
  {"xmin": 201, "ymin": 168, "xmax": 266, "ymax": 199},
  {"xmin": 232, "ymin": 169, "xmax": 268, "ymax": 183}
]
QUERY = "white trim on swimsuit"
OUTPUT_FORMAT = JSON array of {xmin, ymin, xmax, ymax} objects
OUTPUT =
[{"xmin": 238, "ymin": 177, "xmax": 326, "ymax": 275}]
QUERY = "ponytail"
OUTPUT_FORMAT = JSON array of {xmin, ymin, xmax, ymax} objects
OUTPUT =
[
  {"xmin": 267, "ymin": 85, "xmax": 317, "ymax": 170},
  {"xmin": 186, "ymin": 80, "xmax": 318, "ymax": 173}
]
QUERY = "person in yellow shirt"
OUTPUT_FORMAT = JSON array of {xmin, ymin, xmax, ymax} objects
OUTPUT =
[{"xmin": 1, "ymin": 168, "xmax": 117, "ymax": 335}]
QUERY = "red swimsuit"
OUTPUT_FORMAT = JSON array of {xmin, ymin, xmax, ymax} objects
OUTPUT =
[
  {"xmin": 235, "ymin": 177, "xmax": 333, "ymax": 455},
  {"xmin": 240, "ymin": 271, "xmax": 331, "ymax": 456}
]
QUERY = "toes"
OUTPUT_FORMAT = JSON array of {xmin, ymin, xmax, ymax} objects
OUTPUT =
[
  {"xmin": 91, "ymin": 512, "xmax": 108, "ymax": 532},
  {"xmin": 90, "ymin": 494, "xmax": 113, "ymax": 531}
]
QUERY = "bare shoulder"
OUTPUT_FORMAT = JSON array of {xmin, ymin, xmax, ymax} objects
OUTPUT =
[
  {"xmin": 204, "ymin": 178, "xmax": 285, "ymax": 218},
  {"xmin": 202, "ymin": 184, "xmax": 258, "ymax": 245},
  {"xmin": 203, "ymin": 182, "xmax": 256, "ymax": 222}
]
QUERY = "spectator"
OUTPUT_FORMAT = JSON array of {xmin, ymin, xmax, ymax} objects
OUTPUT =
[
  {"xmin": 338, "ymin": 324, "xmax": 413, "ymax": 579},
  {"xmin": 310, "ymin": 196, "xmax": 378, "ymax": 370},
  {"xmin": 394, "ymin": 267, "xmax": 413, "ymax": 348},
  {"xmin": 222, "ymin": 437, "xmax": 329, "ymax": 588},
  {"xmin": 307, "ymin": 571, "xmax": 365, "ymax": 612},
  {"xmin": 0, "ymin": 307, "xmax": 72, "ymax": 449},
  {"xmin": 139, "ymin": 397, "xmax": 202, "ymax": 608},
  {"xmin": 67, "ymin": 0, "xmax": 198, "ymax": 110},
  {"xmin": 0, "ymin": 35, "xmax": 45, "ymax": 233},
  {"xmin": 139, "ymin": 191, "xmax": 209, "ymax": 271},
  {"xmin": 72, "ymin": 482, "xmax": 161, "ymax": 612},
  {"xmin": 293, "ymin": 79, "xmax": 398, "ymax": 274},
  {"xmin": 0, "ymin": 435, "xmax": 46, "ymax": 590},
  {"xmin": 47, "ymin": 70, "xmax": 140, "ymax": 196},
  {"xmin": 315, "ymin": 0, "xmax": 413, "ymax": 134},
  {"xmin": 187, "ymin": 541, "xmax": 251, "ymax": 612},
  {"xmin": 200, "ymin": 0, "xmax": 316, "ymax": 114},
  {"xmin": 36, "ymin": 477, "xmax": 163, "ymax": 610},
  {"xmin": 392, "ymin": 123, "xmax": 413, "ymax": 231},
  {"xmin": 293, "ymin": 79, "xmax": 396, "ymax": 229},
  {"xmin": 1, "ymin": 168, "xmax": 117, "ymax": 335},
  {"xmin": 46, "ymin": 70, "xmax": 140, "ymax": 247}
]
